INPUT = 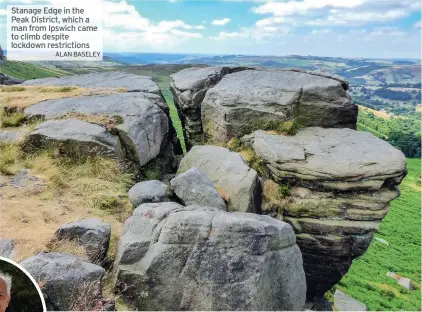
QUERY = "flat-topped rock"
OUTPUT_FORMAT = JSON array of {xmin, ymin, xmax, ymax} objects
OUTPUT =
[
  {"xmin": 22, "ymin": 71, "xmax": 160, "ymax": 94},
  {"xmin": 114, "ymin": 203, "xmax": 306, "ymax": 311},
  {"xmin": 202, "ymin": 69, "xmax": 356, "ymax": 142},
  {"xmin": 177, "ymin": 145, "xmax": 262, "ymax": 213},
  {"xmin": 171, "ymin": 66, "xmax": 248, "ymax": 92},
  {"xmin": 252, "ymin": 128, "xmax": 406, "ymax": 191},
  {"xmin": 244, "ymin": 127, "xmax": 406, "ymax": 299},
  {"xmin": 24, "ymin": 119, "xmax": 118, "ymax": 158},
  {"xmin": 24, "ymin": 92, "xmax": 169, "ymax": 166}
]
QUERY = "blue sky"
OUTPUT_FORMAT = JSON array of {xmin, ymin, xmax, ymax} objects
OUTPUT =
[{"xmin": 0, "ymin": 0, "xmax": 421, "ymax": 58}]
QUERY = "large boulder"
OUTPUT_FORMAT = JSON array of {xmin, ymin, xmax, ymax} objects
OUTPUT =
[
  {"xmin": 24, "ymin": 92, "xmax": 170, "ymax": 166},
  {"xmin": 20, "ymin": 253, "xmax": 105, "ymax": 311},
  {"xmin": 128, "ymin": 180, "xmax": 174, "ymax": 206},
  {"xmin": 170, "ymin": 66, "xmax": 249, "ymax": 147},
  {"xmin": 54, "ymin": 218, "xmax": 111, "ymax": 264},
  {"xmin": 23, "ymin": 71, "xmax": 160, "ymax": 94},
  {"xmin": 244, "ymin": 128, "xmax": 407, "ymax": 299},
  {"xmin": 114, "ymin": 203, "xmax": 306, "ymax": 311},
  {"xmin": 202, "ymin": 69, "xmax": 356, "ymax": 142},
  {"xmin": 170, "ymin": 66, "xmax": 356, "ymax": 147},
  {"xmin": 177, "ymin": 145, "xmax": 262, "ymax": 213},
  {"xmin": 171, "ymin": 167, "xmax": 227, "ymax": 210},
  {"xmin": 24, "ymin": 119, "xmax": 118, "ymax": 158}
]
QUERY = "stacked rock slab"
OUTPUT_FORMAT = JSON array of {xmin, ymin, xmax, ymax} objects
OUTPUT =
[
  {"xmin": 245, "ymin": 128, "xmax": 407, "ymax": 299},
  {"xmin": 170, "ymin": 66, "xmax": 356, "ymax": 148},
  {"xmin": 23, "ymin": 72, "xmax": 182, "ymax": 168},
  {"xmin": 114, "ymin": 202, "xmax": 306, "ymax": 311},
  {"xmin": 170, "ymin": 66, "xmax": 250, "ymax": 148}
]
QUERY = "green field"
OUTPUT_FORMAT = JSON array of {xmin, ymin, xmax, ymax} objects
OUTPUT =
[
  {"xmin": 338, "ymin": 158, "xmax": 421, "ymax": 311},
  {"xmin": 0, "ymin": 60, "xmax": 69, "ymax": 80}
]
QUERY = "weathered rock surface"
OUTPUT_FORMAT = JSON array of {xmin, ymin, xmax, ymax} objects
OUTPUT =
[
  {"xmin": 128, "ymin": 180, "xmax": 174, "ymax": 206},
  {"xmin": 24, "ymin": 92, "xmax": 169, "ymax": 166},
  {"xmin": 24, "ymin": 119, "xmax": 118, "ymax": 158},
  {"xmin": 171, "ymin": 167, "xmax": 226, "ymax": 210},
  {"xmin": 23, "ymin": 71, "xmax": 160, "ymax": 94},
  {"xmin": 334, "ymin": 290, "xmax": 367, "ymax": 311},
  {"xmin": 0, "ymin": 239, "xmax": 14, "ymax": 259},
  {"xmin": 244, "ymin": 128, "xmax": 406, "ymax": 299},
  {"xmin": 170, "ymin": 66, "xmax": 249, "ymax": 147},
  {"xmin": 55, "ymin": 218, "xmax": 111, "ymax": 264},
  {"xmin": 177, "ymin": 145, "xmax": 262, "ymax": 213},
  {"xmin": 0, "ymin": 129, "xmax": 28, "ymax": 144},
  {"xmin": 170, "ymin": 66, "xmax": 357, "ymax": 146},
  {"xmin": 252, "ymin": 128, "xmax": 406, "ymax": 190},
  {"xmin": 21, "ymin": 253, "xmax": 105, "ymax": 311},
  {"xmin": 114, "ymin": 203, "xmax": 306, "ymax": 311}
]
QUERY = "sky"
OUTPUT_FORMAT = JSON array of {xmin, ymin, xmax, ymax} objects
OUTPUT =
[{"xmin": 0, "ymin": 0, "xmax": 421, "ymax": 59}]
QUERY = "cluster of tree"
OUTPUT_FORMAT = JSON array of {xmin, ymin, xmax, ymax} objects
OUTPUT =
[
  {"xmin": 373, "ymin": 88, "xmax": 412, "ymax": 101},
  {"xmin": 385, "ymin": 83, "xmax": 421, "ymax": 88},
  {"xmin": 358, "ymin": 109, "xmax": 421, "ymax": 157}
]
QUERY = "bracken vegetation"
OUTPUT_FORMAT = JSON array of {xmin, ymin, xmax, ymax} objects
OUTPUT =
[{"xmin": 338, "ymin": 158, "xmax": 421, "ymax": 311}]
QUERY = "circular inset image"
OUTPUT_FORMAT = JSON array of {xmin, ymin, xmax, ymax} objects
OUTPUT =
[{"xmin": 0, "ymin": 257, "xmax": 46, "ymax": 312}]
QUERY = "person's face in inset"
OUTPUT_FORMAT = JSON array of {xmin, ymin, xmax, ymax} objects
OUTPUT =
[{"xmin": 0, "ymin": 278, "xmax": 10, "ymax": 312}]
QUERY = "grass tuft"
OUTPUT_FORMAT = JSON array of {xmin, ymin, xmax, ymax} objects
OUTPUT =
[{"xmin": 1, "ymin": 111, "xmax": 27, "ymax": 128}]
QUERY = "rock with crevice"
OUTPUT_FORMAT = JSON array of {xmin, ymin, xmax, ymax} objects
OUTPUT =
[
  {"xmin": 170, "ymin": 66, "xmax": 357, "ymax": 147},
  {"xmin": 24, "ymin": 92, "xmax": 170, "ymax": 167},
  {"xmin": 21, "ymin": 252, "xmax": 105, "ymax": 311},
  {"xmin": 170, "ymin": 167, "xmax": 227, "ymax": 210},
  {"xmin": 170, "ymin": 66, "xmax": 250, "ymax": 147},
  {"xmin": 114, "ymin": 203, "xmax": 306, "ymax": 311},
  {"xmin": 177, "ymin": 145, "xmax": 262, "ymax": 213},
  {"xmin": 244, "ymin": 127, "xmax": 406, "ymax": 299},
  {"xmin": 24, "ymin": 119, "xmax": 118, "ymax": 158}
]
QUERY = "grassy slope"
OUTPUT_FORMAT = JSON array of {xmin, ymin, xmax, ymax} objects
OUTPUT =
[
  {"xmin": 338, "ymin": 158, "xmax": 421, "ymax": 311},
  {"xmin": 1, "ymin": 60, "xmax": 69, "ymax": 80}
]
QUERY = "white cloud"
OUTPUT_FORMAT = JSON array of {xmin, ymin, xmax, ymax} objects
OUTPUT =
[
  {"xmin": 211, "ymin": 18, "xmax": 231, "ymax": 26},
  {"xmin": 252, "ymin": 0, "xmax": 421, "ymax": 27},
  {"xmin": 253, "ymin": 0, "xmax": 364, "ymax": 16},
  {"xmin": 212, "ymin": 23, "xmax": 290, "ymax": 41},
  {"xmin": 413, "ymin": 21, "xmax": 422, "ymax": 28}
]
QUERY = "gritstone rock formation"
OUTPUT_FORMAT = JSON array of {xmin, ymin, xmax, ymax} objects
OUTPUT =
[
  {"xmin": 113, "ymin": 202, "xmax": 306, "ymax": 311},
  {"xmin": 243, "ymin": 127, "xmax": 407, "ymax": 298},
  {"xmin": 22, "ymin": 72, "xmax": 183, "ymax": 172},
  {"xmin": 170, "ymin": 66, "xmax": 356, "ymax": 147}
]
